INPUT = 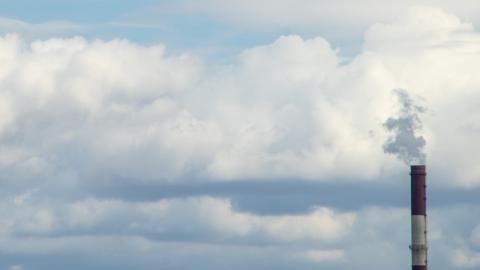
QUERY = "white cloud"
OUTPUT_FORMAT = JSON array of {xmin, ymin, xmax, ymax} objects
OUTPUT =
[
  {"xmin": 452, "ymin": 248, "xmax": 480, "ymax": 268},
  {"xmin": 0, "ymin": 194, "xmax": 477, "ymax": 270},
  {"xmin": 65, "ymin": 197, "xmax": 355, "ymax": 243},
  {"xmin": 0, "ymin": 17, "xmax": 83, "ymax": 39},
  {"xmin": 295, "ymin": 249, "xmax": 346, "ymax": 263},
  {"xmin": 0, "ymin": 8, "xmax": 480, "ymax": 190},
  {"xmin": 0, "ymin": 194, "xmax": 356, "ymax": 244},
  {"xmin": 363, "ymin": 6, "xmax": 478, "ymax": 52},
  {"xmin": 2, "ymin": 7, "xmax": 480, "ymax": 186},
  {"xmin": 154, "ymin": 1, "xmax": 480, "ymax": 36},
  {"xmin": 0, "ymin": 194, "xmax": 408, "ymax": 268},
  {"xmin": 0, "ymin": 194, "xmax": 358, "ymax": 268}
]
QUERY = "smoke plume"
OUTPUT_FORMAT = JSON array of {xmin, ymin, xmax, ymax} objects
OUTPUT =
[{"xmin": 383, "ymin": 89, "xmax": 426, "ymax": 164}]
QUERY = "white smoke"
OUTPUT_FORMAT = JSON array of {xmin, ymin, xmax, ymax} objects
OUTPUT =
[{"xmin": 383, "ymin": 89, "xmax": 426, "ymax": 165}]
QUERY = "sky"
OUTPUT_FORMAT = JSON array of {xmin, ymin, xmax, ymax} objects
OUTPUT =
[{"xmin": 0, "ymin": 1, "xmax": 480, "ymax": 270}]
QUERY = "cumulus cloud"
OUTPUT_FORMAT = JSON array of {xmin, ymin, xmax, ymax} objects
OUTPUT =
[
  {"xmin": 0, "ymin": 195, "xmax": 355, "ymax": 243},
  {"xmin": 0, "ymin": 193, "xmax": 478, "ymax": 270},
  {"xmin": 0, "ymin": 34, "xmax": 201, "ymax": 185},
  {"xmin": 0, "ymin": 194, "xmax": 356, "ymax": 269},
  {"xmin": 0, "ymin": 192, "xmax": 406, "ymax": 269},
  {"xmin": 1, "ymin": 7, "xmax": 480, "ymax": 188}
]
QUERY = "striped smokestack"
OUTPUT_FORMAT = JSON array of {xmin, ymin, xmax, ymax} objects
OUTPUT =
[{"xmin": 410, "ymin": 165, "xmax": 428, "ymax": 270}]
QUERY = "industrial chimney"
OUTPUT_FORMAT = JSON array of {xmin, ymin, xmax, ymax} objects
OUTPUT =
[{"xmin": 410, "ymin": 165, "xmax": 428, "ymax": 270}]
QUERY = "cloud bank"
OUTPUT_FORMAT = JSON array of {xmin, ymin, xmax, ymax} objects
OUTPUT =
[{"xmin": 1, "ymin": 7, "xmax": 480, "ymax": 186}]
